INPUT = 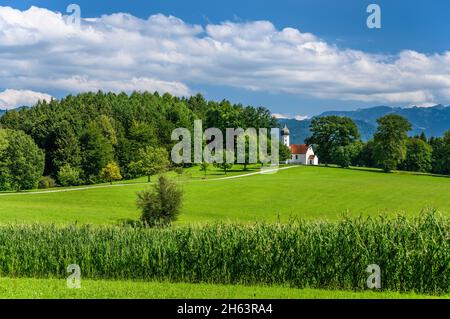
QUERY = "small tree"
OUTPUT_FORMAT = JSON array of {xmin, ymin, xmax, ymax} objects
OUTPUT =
[
  {"xmin": 57, "ymin": 164, "xmax": 81, "ymax": 187},
  {"xmin": 214, "ymin": 161, "xmax": 233, "ymax": 175},
  {"xmin": 129, "ymin": 146, "xmax": 169, "ymax": 182},
  {"xmin": 100, "ymin": 161, "xmax": 123, "ymax": 184},
  {"xmin": 279, "ymin": 143, "xmax": 292, "ymax": 163},
  {"xmin": 136, "ymin": 175, "xmax": 183, "ymax": 227},
  {"xmin": 174, "ymin": 166, "xmax": 184, "ymax": 180},
  {"xmin": 213, "ymin": 150, "xmax": 233, "ymax": 175},
  {"xmin": 199, "ymin": 162, "xmax": 209, "ymax": 178},
  {"xmin": 38, "ymin": 176, "xmax": 56, "ymax": 189}
]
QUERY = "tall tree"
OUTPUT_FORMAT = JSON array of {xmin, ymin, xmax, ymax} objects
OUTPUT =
[
  {"xmin": 356, "ymin": 140, "xmax": 377, "ymax": 168},
  {"xmin": 373, "ymin": 114, "xmax": 412, "ymax": 172},
  {"xmin": 80, "ymin": 121, "xmax": 114, "ymax": 181},
  {"xmin": 305, "ymin": 116, "xmax": 360, "ymax": 165},
  {"xmin": 52, "ymin": 121, "xmax": 82, "ymax": 174},
  {"xmin": 0, "ymin": 129, "xmax": 45, "ymax": 191},
  {"xmin": 430, "ymin": 131, "xmax": 450, "ymax": 175}
]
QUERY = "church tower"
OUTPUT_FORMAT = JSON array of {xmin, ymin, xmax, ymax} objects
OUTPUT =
[{"xmin": 281, "ymin": 124, "xmax": 290, "ymax": 147}]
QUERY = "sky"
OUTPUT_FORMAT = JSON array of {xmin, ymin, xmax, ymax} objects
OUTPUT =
[{"xmin": 0, "ymin": 0, "xmax": 449, "ymax": 118}]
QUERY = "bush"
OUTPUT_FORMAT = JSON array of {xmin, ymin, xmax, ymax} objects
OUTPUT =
[
  {"xmin": 136, "ymin": 175, "xmax": 183, "ymax": 227},
  {"xmin": 57, "ymin": 164, "xmax": 81, "ymax": 187},
  {"xmin": 99, "ymin": 161, "xmax": 122, "ymax": 184},
  {"xmin": 38, "ymin": 176, "xmax": 56, "ymax": 189}
]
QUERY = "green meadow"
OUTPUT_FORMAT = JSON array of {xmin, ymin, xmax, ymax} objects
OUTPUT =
[
  {"xmin": 0, "ymin": 165, "xmax": 449, "ymax": 225},
  {"xmin": 0, "ymin": 277, "xmax": 446, "ymax": 299},
  {"xmin": 1, "ymin": 165, "xmax": 449, "ymax": 299}
]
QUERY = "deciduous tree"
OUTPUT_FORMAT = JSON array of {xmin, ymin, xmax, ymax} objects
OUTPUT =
[{"xmin": 373, "ymin": 114, "xmax": 412, "ymax": 172}]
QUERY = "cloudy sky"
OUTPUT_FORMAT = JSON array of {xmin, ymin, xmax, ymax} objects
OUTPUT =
[{"xmin": 0, "ymin": 0, "xmax": 450, "ymax": 118}]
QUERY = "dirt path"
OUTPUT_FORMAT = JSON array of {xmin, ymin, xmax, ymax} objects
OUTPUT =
[{"xmin": 0, "ymin": 165, "xmax": 299, "ymax": 196}]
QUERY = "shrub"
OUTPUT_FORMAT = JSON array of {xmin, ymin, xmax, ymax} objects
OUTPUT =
[
  {"xmin": 174, "ymin": 166, "xmax": 184, "ymax": 178},
  {"xmin": 38, "ymin": 176, "xmax": 56, "ymax": 189},
  {"xmin": 99, "ymin": 161, "xmax": 122, "ymax": 184},
  {"xmin": 57, "ymin": 164, "xmax": 81, "ymax": 187},
  {"xmin": 199, "ymin": 162, "xmax": 209, "ymax": 178},
  {"xmin": 136, "ymin": 175, "xmax": 183, "ymax": 227}
]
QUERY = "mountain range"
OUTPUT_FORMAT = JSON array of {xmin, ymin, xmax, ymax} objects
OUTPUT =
[{"xmin": 278, "ymin": 105, "xmax": 450, "ymax": 144}]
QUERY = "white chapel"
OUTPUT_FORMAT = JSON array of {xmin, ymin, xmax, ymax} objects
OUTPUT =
[{"xmin": 281, "ymin": 124, "xmax": 319, "ymax": 165}]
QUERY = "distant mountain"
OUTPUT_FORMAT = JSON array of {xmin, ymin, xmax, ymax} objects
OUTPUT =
[
  {"xmin": 278, "ymin": 118, "xmax": 376, "ymax": 144},
  {"xmin": 320, "ymin": 104, "xmax": 450, "ymax": 137},
  {"xmin": 278, "ymin": 104, "xmax": 450, "ymax": 144},
  {"xmin": 0, "ymin": 110, "xmax": 5, "ymax": 117}
]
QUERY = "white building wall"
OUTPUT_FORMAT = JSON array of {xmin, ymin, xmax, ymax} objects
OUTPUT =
[
  {"xmin": 289, "ymin": 154, "xmax": 306, "ymax": 164},
  {"xmin": 288, "ymin": 146, "xmax": 319, "ymax": 165}
]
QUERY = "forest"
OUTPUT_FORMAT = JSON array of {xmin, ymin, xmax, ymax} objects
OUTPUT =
[{"xmin": 0, "ymin": 91, "xmax": 279, "ymax": 190}]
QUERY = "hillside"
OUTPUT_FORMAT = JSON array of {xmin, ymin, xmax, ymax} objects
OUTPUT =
[
  {"xmin": 279, "ymin": 104, "xmax": 450, "ymax": 144},
  {"xmin": 1, "ymin": 165, "xmax": 449, "ymax": 225}
]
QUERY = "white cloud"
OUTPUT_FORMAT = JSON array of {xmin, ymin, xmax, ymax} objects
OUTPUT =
[
  {"xmin": 272, "ymin": 113, "xmax": 309, "ymax": 121},
  {"xmin": 294, "ymin": 115, "xmax": 309, "ymax": 121},
  {"xmin": 1, "ymin": 6, "xmax": 450, "ymax": 106},
  {"xmin": 272, "ymin": 113, "xmax": 290, "ymax": 119},
  {"xmin": 0, "ymin": 89, "xmax": 52, "ymax": 109}
]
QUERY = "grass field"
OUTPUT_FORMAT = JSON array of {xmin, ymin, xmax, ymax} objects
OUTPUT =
[
  {"xmin": 0, "ymin": 165, "xmax": 449, "ymax": 299},
  {"xmin": 0, "ymin": 277, "xmax": 446, "ymax": 299},
  {"xmin": 0, "ymin": 165, "xmax": 449, "ymax": 225}
]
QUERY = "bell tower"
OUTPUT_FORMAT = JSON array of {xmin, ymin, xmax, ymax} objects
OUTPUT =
[{"xmin": 281, "ymin": 124, "xmax": 290, "ymax": 147}]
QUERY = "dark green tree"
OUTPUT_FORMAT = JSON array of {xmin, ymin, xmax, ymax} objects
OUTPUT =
[
  {"xmin": 0, "ymin": 129, "xmax": 45, "ymax": 191},
  {"xmin": 52, "ymin": 121, "xmax": 82, "ymax": 174},
  {"xmin": 356, "ymin": 140, "xmax": 377, "ymax": 168},
  {"xmin": 305, "ymin": 116, "xmax": 360, "ymax": 165},
  {"xmin": 430, "ymin": 131, "xmax": 450, "ymax": 174},
  {"xmin": 80, "ymin": 121, "xmax": 114, "ymax": 182},
  {"xmin": 400, "ymin": 138, "xmax": 432, "ymax": 172},
  {"xmin": 332, "ymin": 142, "xmax": 363, "ymax": 168},
  {"xmin": 373, "ymin": 114, "xmax": 412, "ymax": 172}
]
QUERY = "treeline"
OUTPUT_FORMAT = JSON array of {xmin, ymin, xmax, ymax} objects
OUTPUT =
[
  {"xmin": 0, "ymin": 91, "xmax": 278, "ymax": 191},
  {"xmin": 306, "ymin": 114, "xmax": 450, "ymax": 174}
]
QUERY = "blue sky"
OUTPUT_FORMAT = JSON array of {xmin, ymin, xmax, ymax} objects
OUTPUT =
[{"xmin": 1, "ymin": 0, "xmax": 450, "ymax": 117}]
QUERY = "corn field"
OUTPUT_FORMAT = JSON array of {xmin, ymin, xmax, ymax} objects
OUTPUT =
[{"xmin": 0, "ymin": 212, "xmax": 448, "ymax": 294}]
